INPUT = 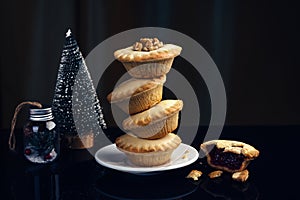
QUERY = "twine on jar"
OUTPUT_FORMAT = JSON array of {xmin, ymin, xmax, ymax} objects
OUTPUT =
[{"xmin": 8, "ymin": 101, "xmax": 42, "ymax": 151}]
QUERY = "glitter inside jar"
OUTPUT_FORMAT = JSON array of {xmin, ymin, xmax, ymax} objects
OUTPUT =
[{"xmin": 23, "ymin": 107, "xmax": 59, "ymax": 163}]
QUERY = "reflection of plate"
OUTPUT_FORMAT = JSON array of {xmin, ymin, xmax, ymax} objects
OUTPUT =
[
  {"xmin": 93, "ymin": 165, "xmax": 199, "ymax": 200},
  {"xmin": 95, "ymin": 143, "xmax": 199, "ymax": 174}
]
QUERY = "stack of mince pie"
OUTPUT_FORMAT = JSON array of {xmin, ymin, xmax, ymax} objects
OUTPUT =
[{"xmin": 107, "ymin": 38, "xmax": 183, "ymax": 167}]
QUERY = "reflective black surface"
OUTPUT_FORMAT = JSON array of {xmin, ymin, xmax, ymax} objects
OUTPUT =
[{"xmin": 2, "ymin": 126, "xmax": 299, "ymax": 199}]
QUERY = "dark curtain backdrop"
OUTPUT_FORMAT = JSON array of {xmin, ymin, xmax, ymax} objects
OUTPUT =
[{"xmin": 1, "ymin": 0, "xmax": 299, "ymax": 129}]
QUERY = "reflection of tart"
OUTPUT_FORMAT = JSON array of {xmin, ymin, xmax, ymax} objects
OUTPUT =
[
  {"xmin": 122, "ymin": 100, "xmax": 183, "ymax": 139},
  {"xmin": 115, "ymin": 133, "xmax": 181, "ymax": 167},
  {"xmin": 107, "ymin": 76, "xmax": 166, "ymax": 115},
  {"xmin": 200, "ymin": 140, "xmax": 259, "ymax": 173},
  {"xmin": 114, "ymin": 38, "xmax": 182, "ymax": 78}
]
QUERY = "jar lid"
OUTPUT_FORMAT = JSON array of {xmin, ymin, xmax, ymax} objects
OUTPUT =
[
  {"xmin": 30, "ymin": 107, "xmax": 54, "ymax": 121},
  {"xmin": 30, "ymin": 107, "xmax": 51, "ymax": 114}
]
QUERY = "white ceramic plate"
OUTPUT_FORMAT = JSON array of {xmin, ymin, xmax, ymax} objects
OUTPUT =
[{"xmin": 95, "ymin": 143, "xmax": 199, "ymax": 174}]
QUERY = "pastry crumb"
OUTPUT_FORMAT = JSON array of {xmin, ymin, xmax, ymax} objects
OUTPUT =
[
  {"xmin": 186, "ymin": 170, "xmax": 203, "ymax": 181},
  {"xmin": 232, "ymin": 169, "xmax": 249, "ymax": 182},
  {"xmin": 182, "ymin": 150, "xmax": 189, "ymax": 159},
  {"xmin": 208, "ymin": 170, "xmax": 223, "ymax": 179}
]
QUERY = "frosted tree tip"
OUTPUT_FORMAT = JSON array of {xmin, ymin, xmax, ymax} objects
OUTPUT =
[{"xmin": 66, "ymin": 29, "xmax": 72, "ymax": 37}]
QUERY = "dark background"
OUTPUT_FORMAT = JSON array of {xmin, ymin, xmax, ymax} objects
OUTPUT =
[{"xmin": 1, "ymin": 0, "xmax": 300, "ymax": 129}]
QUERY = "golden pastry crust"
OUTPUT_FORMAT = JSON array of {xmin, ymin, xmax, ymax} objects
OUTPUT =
[
  {"xmin": 201, "ymin": 140, "xmax": 259, "ymax": 159},
  {"xmin": 186, "ymin": 170, "xmax": 203, "ymax": 181},
  {"xmin": 122, "ymin": 100, "xmax": 183, "ymax": 128},
  {"xmin": 115, "ymin": 133, "xmax": 181, "ymax": 153},
  {"xmin": 107, "ymin": 76, "xmax": 166, "ymax": 103},
  {"xmin": 114, "ymin": 44, "xmax": 182, "ymax": 62},
  {"xmin": 122, "ymin": 100, "xmax": 183, "ymax": 139},
  {"xmin": 208, "ymin": 170, "xmax": 223, "ymax": 179},
  {"xmin": 107, "ymin": 76, "xmax": 165, "ymax": 115},
  {"xmin": 200, "ymin": 140, "xmax": 259, "ymax": 173}
]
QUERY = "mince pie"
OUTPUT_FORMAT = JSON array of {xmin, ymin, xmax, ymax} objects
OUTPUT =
[
  {"xmin": 107, "ymin": 75, "xmax": 165, "ymax": 115},
  {"xmin": 115, "ymin": 133, "xmax": 181, "ymax": 167},
  {"xmin": 114, "ymin": 38, "xmax": 182, "ymax": 78},
  {"xmin": 200, "ymin": 140, "xmax": 259, "ymax": 173},
  {"xmin": 122, "ymin": 100, "xmax": 183, "ymax": 139}
]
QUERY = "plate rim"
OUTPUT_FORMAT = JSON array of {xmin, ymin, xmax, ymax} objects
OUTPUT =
[{"xmin": 95, "ymin": 143, "xmax": 199, "ymax": 174}]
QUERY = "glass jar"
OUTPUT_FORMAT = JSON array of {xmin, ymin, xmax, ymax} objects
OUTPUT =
[{"xmin": 23, "ymin": 107, "xmax": 59, "ymax": 163}]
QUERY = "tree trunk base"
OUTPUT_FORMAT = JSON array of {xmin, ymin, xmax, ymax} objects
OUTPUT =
[{"xmin": 65, "ymin": 132, "xmax": 94, "ymax": 149}]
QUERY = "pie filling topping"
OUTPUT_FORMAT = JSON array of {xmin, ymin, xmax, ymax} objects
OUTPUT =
[
  {"xmin": 133, "ymin": 38, "xmax": 164, "ymax": 51},
  {"xmin": 209, "ymin": 145, "xmax": 245, "ymax": 170}
]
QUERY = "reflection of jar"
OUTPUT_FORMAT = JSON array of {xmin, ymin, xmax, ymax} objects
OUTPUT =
[{"xmin": 23, "ymin": 107, "xmax": 59, "ymax": 163}]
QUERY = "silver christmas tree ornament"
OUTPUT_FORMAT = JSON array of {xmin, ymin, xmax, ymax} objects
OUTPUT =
[{"xmin": 52, "ymin": 29, "xmax": 106, "ymax": 149}]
